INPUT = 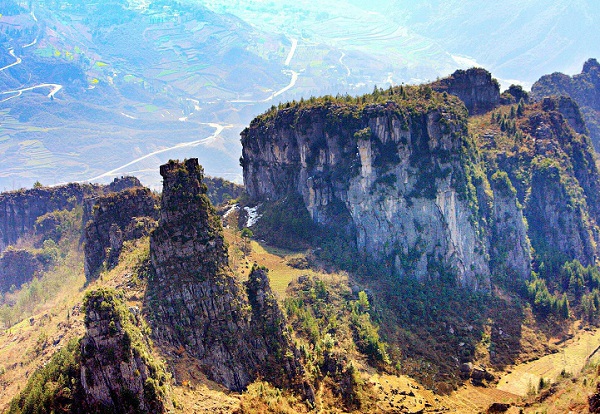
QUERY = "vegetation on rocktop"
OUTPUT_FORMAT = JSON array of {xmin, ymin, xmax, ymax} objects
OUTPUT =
[
  {"xmin": 204, "ymin": 176, "xmax": 244, "ymax": 206},
  {"xmin": 248, "ymin": 84, "xmax": 468, "ymax": 128},
  {"xmin": 9, "ymin": 287, "xmax": 170, "ymax": 414}
]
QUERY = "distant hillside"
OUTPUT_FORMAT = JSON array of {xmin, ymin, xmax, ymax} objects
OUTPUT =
[
  {"xmin": 387, "ymin": 0, "xmax": 600, "ymax": 83},
  {"xmin": 0, "ymin": 0, "xmax": 289, "ymax": 189}
]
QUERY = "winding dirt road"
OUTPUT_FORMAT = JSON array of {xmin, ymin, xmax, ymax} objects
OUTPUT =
[{"xmin": 86, "ymin": 123, "xmax": 228, "ymax": 182}]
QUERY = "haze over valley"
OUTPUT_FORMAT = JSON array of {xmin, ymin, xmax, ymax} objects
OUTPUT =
[{"xmin": 1, "ymin": 0, "xmax": 598, "ymax": 189}]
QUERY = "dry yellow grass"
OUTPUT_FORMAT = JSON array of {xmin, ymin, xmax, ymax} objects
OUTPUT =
[
  {"xmin": 497, "ymin": 328, "xmax": 600, "ymax": 396},
  {"xmin": 224, "ymin": 227, "xmax": 346, "ymax": 300},
  {"xmin": 0, "ymin": 245, "xmax": 87, "ymax": 411}
]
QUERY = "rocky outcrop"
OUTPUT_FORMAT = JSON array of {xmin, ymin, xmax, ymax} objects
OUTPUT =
[
  {"xmin": 80, "ymin": 289, "xmax": 169, "ymax": 413},
  {"xmin": 241, "ymin": 95, "xmax": 490, "ymax": 289},
  {"xmin": 84, "ymin": 187, "xmax": 158, "ymax": 280},
  {"xmin": 0, "ymin": 183, "xmax": 99, "ymax": 253},
  {"xmin": 431, "ymin": 68, "xmax": 500, "ymax": 115},
  {"xmin": 532, "ymin": 58, "xmax": 600, "ymax": 149},
  {"xmin": 148, "ymin": 159, "xmax": 310, "ymax": 393},
  {"xmin": 541, "ymin": 96, "xmax": 588, "ymax": 135},
  {"xmin": 245, "ymin": 266, "xmax": 312, "ymax": 395},
  {"xmin": 0, "ymin": 177, "xmax": 142, "ymax": 254},
  {"xmin": 107, "ymin": 176, "xmax": 143, "ymax": 193},
  {"xmin": 0, "ymin": 248, "xmax": 41, "ymax": 292}
]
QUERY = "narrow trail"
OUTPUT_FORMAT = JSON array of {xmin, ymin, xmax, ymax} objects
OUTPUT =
[
  {"xmin": 86, "ymin": 122, "xmax": 228, "ymax": 182},
  {"xmin": 339, "ymin": 51, "xmax": 351, "ymax": 77},
  {"xmin": 231, "ymin": 36, "xmax": 299, "ymax": 103}
]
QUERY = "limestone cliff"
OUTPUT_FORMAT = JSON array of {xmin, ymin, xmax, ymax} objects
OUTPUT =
[
  {"xmin": 148, "ymin": 159, "xmax": 309, "ymax": 393},
  {"xmin": 84, "ymin": 187, "xmax": 158, "ymax": 280},
  {"xmin": 241, "ymin": 91, "xmax": 491, "ymax": 289},
  {"xmin": 489, "ymin": 171, "xmax": 531, "ymax": 283},
  {"xmin": 0, "ymin": 183, "xmax": 99, "ymax": 253}
]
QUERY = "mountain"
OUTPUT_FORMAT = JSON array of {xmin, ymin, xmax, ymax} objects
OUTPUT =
[
  {"xmin": 531, "ymin": 58, "xmax": 600, "ymax": 150},
  {"xmin": 5, "ymin": 70, "xmax": 600, "ymax": 410},
  {"xmin": 3, "ymin": 6, "xmax": 600, "ymax": 409}
]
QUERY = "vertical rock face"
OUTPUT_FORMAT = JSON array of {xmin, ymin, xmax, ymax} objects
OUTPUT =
[
  {"xmin": 0, "ymin": 183, "xmax": 99, "ymax": 253},
  {"xmin": 0, "ymin": 177, "xmax": 142, "ymax": 254},
  {"xmin": 527, "ymin": 162, "xmax": 597, "ymax": 265},
  {"xmin": 489, "ymin": 172, "xmax": 531, "ymax": 281},
  {"xmin": 0, "ymin": 249, "xmax": 41, "ymax": 292},
  {"xmin": 242, "ymin": 97, "xmax": 490, "ymax": 289},
  {"xmin": 84, "ymin": 187, "xmax": 158, "ymax": 280},
  {"xmin": 80, "ymin": 289, "xmax": 168, "ymax": 413},
  {"xmin": 431, "ymin": 68, "xmax": 500, "ymax": 115},
  {"xmin": 148, "ymin": 159, "xmax": 308, "ymax": 393}
]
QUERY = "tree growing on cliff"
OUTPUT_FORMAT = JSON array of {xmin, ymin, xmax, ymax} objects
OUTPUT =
[{"xmin": 241, "ymin": 227, "xmax": 253, "ymax": 256}]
